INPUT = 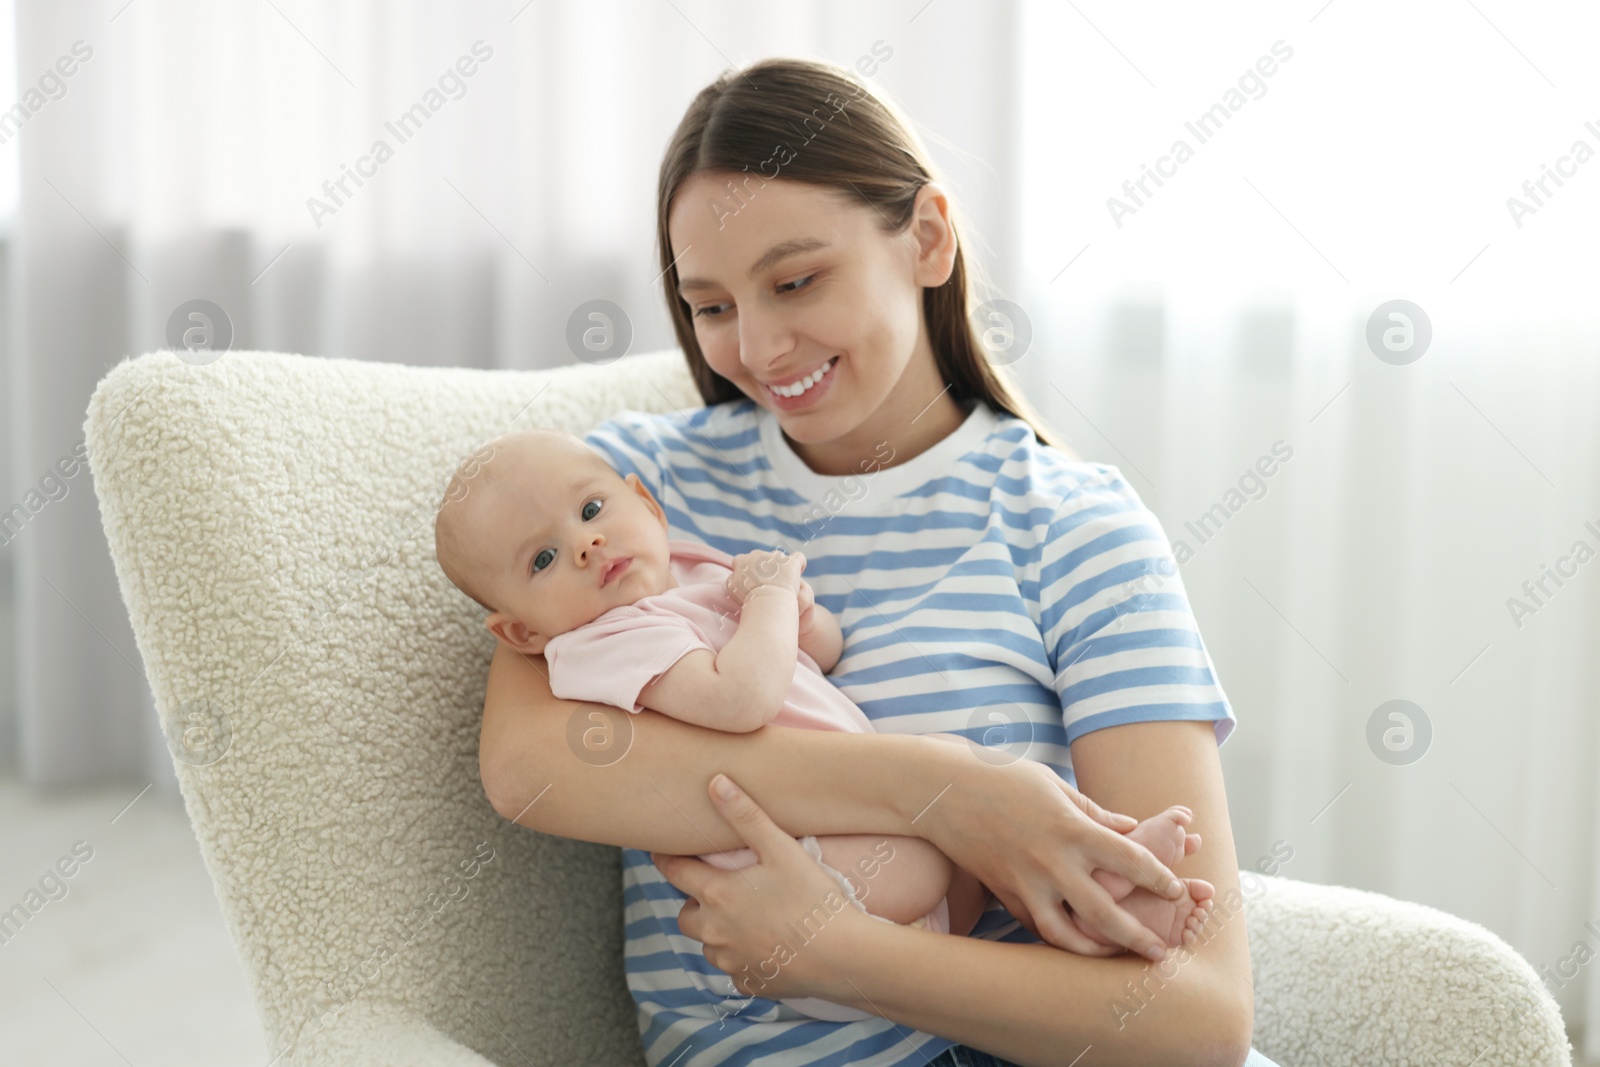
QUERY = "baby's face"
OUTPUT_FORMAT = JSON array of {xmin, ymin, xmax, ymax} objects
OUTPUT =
[{"xmin": 472, "ymin": 438, "xmax": 673, "ymax": 655}]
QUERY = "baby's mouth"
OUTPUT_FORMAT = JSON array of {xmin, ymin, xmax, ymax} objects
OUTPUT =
[{"xmin": 601, "ymin": 557, "xmax": 631, "ymax": 587}]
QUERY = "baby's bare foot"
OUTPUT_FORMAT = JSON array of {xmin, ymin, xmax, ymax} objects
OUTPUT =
[
  {"xmin": 1070, "ymin": 805, "xmax": 1213, "ymax": 951},
  {"xmin": 1093, "ymin": 805, "xmax": 1197, "ymax": 901}
]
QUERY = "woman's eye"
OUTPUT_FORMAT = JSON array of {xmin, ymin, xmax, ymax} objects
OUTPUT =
[
  {"xmin": 531, "ymin": 548, "xmax": 555, "ymax": 573},
  {"xmin": 692, "ymin": 275, "xmax": 816, "ymax": 320},
  {"xmin": 581, "ymin": 499, "xmax": 602, "ymax": 520}
]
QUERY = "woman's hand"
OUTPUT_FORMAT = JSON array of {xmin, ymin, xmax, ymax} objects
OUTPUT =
[
  {"xmin": 650, "ymin": 773, "xmax": 877, "ymax": 1002},
  {"xmin": 915, "ymin": 741, "xmax": 1186, "ymax": 962}
]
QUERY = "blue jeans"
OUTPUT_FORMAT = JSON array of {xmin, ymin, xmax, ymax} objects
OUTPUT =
[{"xmin": 927, "ymin": 1044, "xmax": 1282, "ymax": 1066}]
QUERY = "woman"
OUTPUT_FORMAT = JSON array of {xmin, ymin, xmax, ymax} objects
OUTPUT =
[{"xmin": 479, "ymin": 57, "xmax": 1278, "ymax": 1067}]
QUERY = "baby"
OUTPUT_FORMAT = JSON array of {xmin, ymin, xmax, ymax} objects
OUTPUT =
[{"xmin": 434, "ymin": 429, "xmax": 1213, "ymax": 1014}]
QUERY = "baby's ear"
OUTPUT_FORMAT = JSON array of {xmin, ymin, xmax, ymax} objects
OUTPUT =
[
  {"xmin": 626, "ymin": 473, "xmax": 667, "ymax": 527},
  {"xmin": 485, "ymin": 613, "xmax": 549, "ymax": 656}
]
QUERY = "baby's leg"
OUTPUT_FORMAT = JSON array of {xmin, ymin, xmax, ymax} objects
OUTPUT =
[
  {"xmin": 943, "ymin": 865, "xmax": 990, "ymax": 937},
  {"xmin": 811, "ymin": 833, "xmax": 952, "ymax": 926},
  {"xmin": 802, "ymin": 732, "xmax": 981, "ymax": 924}
]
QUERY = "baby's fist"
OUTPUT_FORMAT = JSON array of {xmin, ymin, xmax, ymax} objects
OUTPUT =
[
  {"xmin": 726, "ymin": 549, "xmax": 806, "ymax": 603},
  {"xmin": 796, "ymin": 579, "xmax": 816, "ymax": 629}
]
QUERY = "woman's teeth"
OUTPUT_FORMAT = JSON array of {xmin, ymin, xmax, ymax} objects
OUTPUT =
[{"xmin": 768, "ymin": 357, "xmax": 837, "ymax": 398}]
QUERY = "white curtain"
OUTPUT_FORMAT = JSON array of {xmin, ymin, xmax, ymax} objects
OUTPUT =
[
  {"xmin": 7, "ymin": 0, "xmax": 1599, "ymax": 1051},
  {"xmin": 1012, "ymin": 0, "xmax": 1600, "ymax": 1051},
  {"xmin": 5, "ymin": 0, "xmax": 1019, "ymax": 790}
]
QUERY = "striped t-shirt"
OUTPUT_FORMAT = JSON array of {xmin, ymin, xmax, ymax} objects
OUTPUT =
[{"xmin": 583, "ymin": 394, "xmax": 1236, "ymax": 1067}]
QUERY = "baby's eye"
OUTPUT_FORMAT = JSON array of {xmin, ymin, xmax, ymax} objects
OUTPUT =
[
  {"xmin": 581, "ymin": 499, "xmax": 602, "ymax": 520},
  {"xmin": 531, "ymin": 548, "xmax": 555, "ymax": 573}
]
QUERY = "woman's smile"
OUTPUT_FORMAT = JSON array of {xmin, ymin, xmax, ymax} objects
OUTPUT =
[{"xmin": 762, "ymin": 355, "xmax": 839, "ymax": 410}]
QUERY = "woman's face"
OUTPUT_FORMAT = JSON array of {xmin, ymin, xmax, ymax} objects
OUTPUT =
[{"xmin": 667, "ymin": 173, "xmax": 957, "ymax": 457}]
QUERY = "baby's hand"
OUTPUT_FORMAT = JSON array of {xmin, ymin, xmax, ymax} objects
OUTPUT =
[
  {"xmin": 726, "ymin": 549, "xmax": 806, "ymax": 604},
  {"xmin": 796, "ymin": 579, "xmax": 816, "ymax": 633}
]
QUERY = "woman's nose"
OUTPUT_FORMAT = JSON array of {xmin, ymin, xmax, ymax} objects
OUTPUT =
[{"xmin": 738, "ymin": 306, "xmax": 794, "ymax": 373}]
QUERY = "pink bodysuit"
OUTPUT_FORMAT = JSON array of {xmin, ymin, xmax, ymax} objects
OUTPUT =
[
  {"xmin": 544, "ymin": 538, "xmax": 875, "ymax": 740},
  {"xmin": 543, "ymin": 539, "xmax": 950, "ymax": 1020}
]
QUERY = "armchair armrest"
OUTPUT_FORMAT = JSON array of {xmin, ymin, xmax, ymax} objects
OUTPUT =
[{"xmin": 1243, "ymin": 873, "xmax": 1571, "ymax": 1065}]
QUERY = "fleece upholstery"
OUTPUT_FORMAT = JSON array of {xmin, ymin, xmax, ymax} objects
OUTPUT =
[{"xmin": 84, "ymin": 348, "xmax": 1570, "ymax": 1067}]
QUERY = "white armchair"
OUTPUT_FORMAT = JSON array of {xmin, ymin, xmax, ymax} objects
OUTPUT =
[{"xmin": 84, "ymin": 348, "xmax": 1572, "ymax": 1066}]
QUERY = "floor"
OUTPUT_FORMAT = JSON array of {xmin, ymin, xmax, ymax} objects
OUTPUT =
[
  {"xmin": 0, "ymin": 770, "xmax": 267, "ymax": 1065},
  {"xmin": 2, "ymin": 765, "xmax": 1598, "ymax": 1066}
]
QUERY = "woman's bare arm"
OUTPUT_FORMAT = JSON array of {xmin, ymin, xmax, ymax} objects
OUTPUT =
[
  {"xmin": 827, "ymin": 916, "xmax": 1249, "ymax": 1067},
  {"xmin": 481, "ymin": 641, "xmax": 1191, "ymax": 958},
  {"xmin": 1069, "ymin": 719, "xmax": 1256, "ymax": 1058},
  {"xmin": 479, "ymin": 641, "xmax": 944, "ymax": 854},
  {"xmin": 806, "ymin": 721, "xmax": 1254, "ymax": 1067}
]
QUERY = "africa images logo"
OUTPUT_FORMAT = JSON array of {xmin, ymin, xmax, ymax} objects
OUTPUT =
[{"xmin": 305, "ymin": 41, "xmax": 494, "ymax": 229}]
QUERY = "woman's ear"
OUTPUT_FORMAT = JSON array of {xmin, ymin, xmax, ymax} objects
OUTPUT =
[
  {"xmin": 485, "ymin": 613, "xmax": 549, "ymax": 656},
  {"xmin": 906, "ymin": 181, "xmax": 957, "ymax": 288},
  {"xmin": 626, "ymin": 473, "xmax": 669, "ymax": 531}
]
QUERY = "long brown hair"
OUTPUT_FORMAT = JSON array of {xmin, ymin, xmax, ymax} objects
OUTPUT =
[{"xmin": 655, "ymin": 56, "xmax": 1072, "ymax": 455}]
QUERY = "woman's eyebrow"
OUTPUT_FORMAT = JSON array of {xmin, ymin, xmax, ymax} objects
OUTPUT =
[{"xmin": 677, "ymin": 237, "xmax": 830, "ymax": 295}]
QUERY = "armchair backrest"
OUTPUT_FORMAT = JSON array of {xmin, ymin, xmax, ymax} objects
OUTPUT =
[{"xmin": 86, "ymin": 349, "xmax": 701, "ymax": 1064}]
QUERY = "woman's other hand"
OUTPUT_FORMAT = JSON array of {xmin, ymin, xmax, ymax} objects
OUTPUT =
[
  {"xmin": 915, "ymin": 739, "xmax": 1186, "ymax": 962},
  {"xmin": 650, "ymin": 773, "xmax": 875, "ymax": 1002}
]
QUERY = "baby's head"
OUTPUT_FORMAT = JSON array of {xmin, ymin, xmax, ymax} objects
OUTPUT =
[{"xmin": 434, "ymin": 428, "xmax": 674, "ymax": 655}]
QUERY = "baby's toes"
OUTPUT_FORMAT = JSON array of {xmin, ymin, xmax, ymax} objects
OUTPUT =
[
  {"xmin": 1133, "ymin": 806, "xmax": 1193, "ymax": 860},
  {"xmin": 1162, "ymin": 805, "xmax": 1193, "ymax": 832}
]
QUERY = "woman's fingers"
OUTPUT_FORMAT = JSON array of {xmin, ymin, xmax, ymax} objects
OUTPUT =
[
  {"xmin": 1103, "ymin": 828, "xmax": 1185, "ymax": 900},
  {"xmin": 989, "ymin": 886, "xmax": 1035, "ymax": 938},
  {"xmin": 1058, "ymin": 876, "xmax": 1170, "ymax": 961},
  {"xmin": 1037, "ymin": 907, "xmax": 1127, "ymax": 958},
  {"xmin": 651, "ymin": 772, "xmax": 792, "ymax": 902},
  {"xmin": 993, "ymin": 880, "xmax": 1136, "ymax": 958},
  {"xmin": 705, "ymin": 773, "xmax": 794, "ymax": 865},
  {"xmin": 673, "ymin": 895, "xmax": 703, "ymax": 941},
  {"xmin": 1060, "ymin": 784, "xmax": 1138, "ymax": 832},
  {"xmin": 1054, "ymin": 780, "xmax": 1181, "ymax": 895},
  {"xmin": 1006, "ymin": 872, "xmax": 1147, "ymax": 957},
  {"xmin": 1066, "ymin": 794, "xmax": 1183, "ymax": 900},
  {"xmin": 1027, "ymin": 892, "xmax": 1127, "ymax": 956},
  {"xmin": 650, "ymin": 851, "xmax": 714, "ymax": 904}
]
